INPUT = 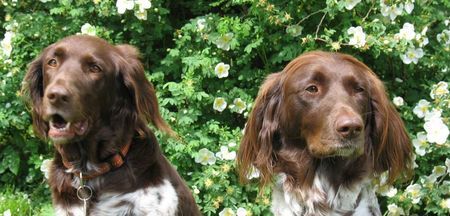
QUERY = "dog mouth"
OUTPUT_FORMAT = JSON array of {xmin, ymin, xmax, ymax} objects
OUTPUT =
[
  {"xmin": 48, "ymin": 114, "xmax": 89, "ymax": 142},
  {"xmin": 309, "ymin": 138, "xmax": 365, "ymax": 158}
]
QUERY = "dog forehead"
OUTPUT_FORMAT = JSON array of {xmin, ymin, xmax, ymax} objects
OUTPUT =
[
  {"xmin": 51, "ymin": 35, "xmax": 115, "ymax": 57},
  {"xmin": 285, "ymin": 59, "xmax": 364, "ymax": 86}
]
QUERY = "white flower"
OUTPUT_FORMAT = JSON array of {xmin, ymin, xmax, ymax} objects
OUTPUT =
[
  {"xmin": 437, "ymin": 29, "xmax": 450, "ymax": 46},
  {"xmin": 396, "ymin": 23, "xmax": 416, "ymax": 41},
  {"xmin": 192, "ymin": 186, "xmax": 200, "ymax": 194},
  {"xmin": 412, "ymin": 132, "xmax": 428, "ymax": 156},
  {"xmin": 404, "ymin": 1, "xmax": 414, "ymax": 14},
  {"xmin": 381, "ymin": 3, "xmax": 403, "ymax": 21},
  {"xmin": 230, "ymin": 98, "xmax": 246, "ymax": 114},
  {"xmin": 392, "ymin": 96, "xmax": 404, "ymax": 107},
  {"xmin": 405, "ymin": 183, "xmax": 422, "ymax": 204},
  {"xmin": 413, "ymin": 99, "xmax": 430, "ymax": 118},
  {"xmin": 40, "ymin": 159, "xmax": 53, "ymax": 179},
  {"xmin": 1, "ymin": 31, "xmax": 14, "ymax": 57},
  {"xmin": 195, "ymin": 148, "xmax": 216, "ymax": 165},
  {"xmin": 424, "ymin": 117, "xmax": 449, "ymax": 145},
  {"xmin": 213, "ymin": 97, "xmax": 227, "ymax": 112},
  {"xmin": 430, "ymin": 81, "xmax": 449, "ymax": 99},
  {"xmin": 246, "ymin": 165, "xmax": 260, "ymax": 179},
  {"xmin": 347, "ymin": 26, "xmax": 366, "ymax": 48},
  {"xmin": 197, "ymin": 18, "xmax": 207, "ymax": 31},
  {"xmin": 424, "ymin": 108, "xmax": 442, "ymax": 122},
  {"xmin": 39, "ymin": 0, "xmax": 52, "ymax": 3},
  {"xmin": 215, "ymin": 33, "xmax": 234, "ymax": 51},
  {"xmin": 80, "ymin": 23, "xmax": 96, "ymax": 36},
  {"xmin": 387, "ymin": 204, "xmax": 405, "ymax": 216},
  {"xmin": 378, "ymin": 185, "xmax": 398, "ymax": 197},
  {"xmin": 441, "ymin": 198, "xmax": 450, "ymax": 209},
  {"xmin": 216, "ymin": 146, "xmax": 236, "ymax": 160},
  {"xmin": 286, "ymin": 25, "xmax": 303, "ymax": 37},
  {"xmin": 215, "ymin": 62, "xmax": 230, "ymax": 78},
  {"xmin": 400, "ymin": 47, "xmax": 424, "ymax": 64},
  {"xmin": 423, "ymin": 174, "xmax": 437, "ymax": 188},
  {"xmin": 236, "ymin": 207, "xmax": 248, "ymax": 216},
  {"xmin": 228, "ymin": 142, "xmax": 236, "ymax": 147},
  {"xmin": 219, "ymin": 208, "xmax": 235, "ymax": 216},
  {"xmin": 134, "ymin": 9, "xmax": 148, "ymax": 20},
  {"xmin": 135, "ymin": 0, "xmax": 151, "ymax": 11},
  {"xmin": 116, "ymin": 0, "xmax": 134, "ymax": 14},
  {"xmin": 432, "ymin": 165, "xmax": 447, "ymax": 178},
  {"xmin": 343, "ymin": 0, "xmax": 361, "ymax": 10},
  {"xmin": 3, "ymin": 209, "xmax": 12, "ymax": 216},
  {"xmin": 415, "ymin": 34, "xmax": 429, "ymax": 47}
]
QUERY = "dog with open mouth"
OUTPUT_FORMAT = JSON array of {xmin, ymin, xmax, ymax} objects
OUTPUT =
[{"xmin": 22, "ymin": 35, "xmax": 200, "ymax": 216}]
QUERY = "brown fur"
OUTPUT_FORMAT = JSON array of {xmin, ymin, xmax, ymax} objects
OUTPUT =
[
  {"xmin": 237, "ymin": 51, "xmax": 412, "ymax": 191},
  {"xmin": 22, "ymin": 35, "xmax": 200, "ymax": 215}
]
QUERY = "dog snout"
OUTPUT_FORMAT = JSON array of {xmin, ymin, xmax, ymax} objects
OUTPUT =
[
  {"xmin": 335, "ymin": 113, "xmax": 363, "ymax": 139},
  {"xmin": 46, "ymin": 85, "xmax": 70, "ymax": 105}
]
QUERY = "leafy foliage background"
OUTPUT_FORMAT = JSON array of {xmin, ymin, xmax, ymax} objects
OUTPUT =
[{"xmin": 0, "ymin": 0, "xmax": 449, "ymax": 215}]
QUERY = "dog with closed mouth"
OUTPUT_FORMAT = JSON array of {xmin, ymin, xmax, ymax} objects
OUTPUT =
[
  {"xmin": 237, "ymin": 51, "xmax": 412, "ymax": 216},
  {"xmin": 23, "ymin": 35, "xmax": 201, "ymax": 216}
]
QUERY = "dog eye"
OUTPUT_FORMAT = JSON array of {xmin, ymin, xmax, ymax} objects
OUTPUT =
[
  {"xmin": 89, "ymin": 65, "xmax": 102, "ymax": 73},
  {"xmin": 305, "ymin": 85, "xmax": 319, "ymax": 93},
  {"xmin": 355, "ymin": 86, "xmax": 364, "ymax": 93},
  {"xmin": 48, "ymin": 59, "xmax": 57, "ymax": 67}
]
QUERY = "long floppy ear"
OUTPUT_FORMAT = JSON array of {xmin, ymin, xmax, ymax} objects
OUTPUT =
[
  {"xmin": 367, "ymin": 70, "xmax": 412, "ymax": 183},
  {"xmin": 115, "ymin": 45, "xmax": 174, "ymax": 137},
  {"xmin": 21, "ymin": 53, "xmax": 48, "ymax": 138},
  {"xmin": 237, "ymin": 72, "xmax": 283, "ymax": 187}
]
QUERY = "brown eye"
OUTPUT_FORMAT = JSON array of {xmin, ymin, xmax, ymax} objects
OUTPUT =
[
  {"xmin": 355, "ymin": 86, "xmax": 364, "ymax": 93},
  {"xmin": 89, "ymin": 65, "xmax": 102, "ymax": 73},
  {"xmin": 306, "ymin": 85, "xmax": 318, "ymax": 93},
  {"xmin": 48, "ymin": 59, "xmax": 57, "ymax": 67}
]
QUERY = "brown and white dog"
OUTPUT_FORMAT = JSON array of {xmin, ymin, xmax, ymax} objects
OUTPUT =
[
  {"xmin": 237, "ymin": 51, "xmax": 412, "ymax": 216},
  {"xmin": 23, "ymin": 35, "xmax": 201, "ymax": 216}
]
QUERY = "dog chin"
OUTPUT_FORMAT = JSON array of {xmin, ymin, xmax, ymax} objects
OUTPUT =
[{"xmin": 49, "ymin": 135, "xmax": 74, "ymax": 145}]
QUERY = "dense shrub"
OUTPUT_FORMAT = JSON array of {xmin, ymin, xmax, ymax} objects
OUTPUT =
[{"xmin": 0, "ymin": 0, "xmax": 449, "ymax": 215}]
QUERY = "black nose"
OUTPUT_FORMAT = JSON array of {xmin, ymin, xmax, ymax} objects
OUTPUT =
[
  {"xmin": 335, "ymin": 114, "xmax": 363, "ymax": 138},
  {"xmin": 46, "ymin": 86, "xmax": 70, "ymax": 105}
]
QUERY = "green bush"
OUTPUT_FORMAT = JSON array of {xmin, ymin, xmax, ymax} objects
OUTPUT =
[{"xmin": 0, "ymin": 0, "xmax": 449, "ymax": 215}]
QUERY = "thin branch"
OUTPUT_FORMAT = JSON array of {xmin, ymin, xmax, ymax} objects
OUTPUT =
[
  {"xmin": 362, "ymin": 0, "xmax": 376, "ymax": 22},
  {"xmin": 315, "ymin": 11, "xmax": 328, "ymax": 38},
  {"xmin": 297, "ymin": 9, "xmax": 326, "ymax": 25}
]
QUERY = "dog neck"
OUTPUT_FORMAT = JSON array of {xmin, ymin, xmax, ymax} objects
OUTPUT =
[
  {"xmin": 53, "ymin": 122, "xmax": 136, "ymax": 179},
  {"xmin": 58, "ymin": 140, "xmax": 132, "ymax": 180},
  {"xmin": 271, "ymin": 171, "xmax": 381, "ymax": 216}
]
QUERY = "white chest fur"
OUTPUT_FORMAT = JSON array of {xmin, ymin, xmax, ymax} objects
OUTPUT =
[
  {"xmin": 55, "ymin": 179, "xmax": 179, "ymax": 216},
  {"xmin": 271, "ymin": 173, "xmax": 381, "ymax": 216}
]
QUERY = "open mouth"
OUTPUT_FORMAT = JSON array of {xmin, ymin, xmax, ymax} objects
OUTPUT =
[{"xmin": 48, "ymin": 114, "xmax": 88, "ymax": 141}]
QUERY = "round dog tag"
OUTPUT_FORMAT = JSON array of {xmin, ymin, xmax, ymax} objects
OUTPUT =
[{"xmin": 76, "ymin": 185, "xmax": 93, "ymax": 201}]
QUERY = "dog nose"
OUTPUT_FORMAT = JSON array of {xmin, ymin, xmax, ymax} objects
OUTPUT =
[
  {"xmin": 335, "ymin": 115, "xmax": 363, "ymax": 138},
  {"xmin": 46, "ymin": 86, "xmax": 70, "ymax": 105}
]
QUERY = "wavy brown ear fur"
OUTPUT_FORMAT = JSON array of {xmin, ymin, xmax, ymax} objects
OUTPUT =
[
  {"xmin": 22, "ymin": 52, "xmax": 48, "ymax": 139},
  {"xmin": 370, "ymin": 74, "xmax": 412, "ymax": 183},
  {"xmin": 237, "ymin": 72, "xmax": 283, "ymax": 187},
  {"xmin": 116, "ymin": 45, "xmax": 175, "ymax": 137},
  {"xmin": 346, "ymin": 56, "xmax": 413, "ymax": 183}
]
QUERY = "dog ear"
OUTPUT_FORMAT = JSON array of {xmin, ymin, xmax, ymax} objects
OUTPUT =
[
  {"xmin": 22, "ymin": 52, "xmax": 48, "ymax": 139},
  {"xmin": 366, "ymin": 69, "xmax": 413, "ymax": 183},
  {"xmin": 237, "ymin": 72, "xmax": 283, "ymax": 187},
  {"xmin": 115, "ymin": 45, "xmax": 174, "ymax": 136}
]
